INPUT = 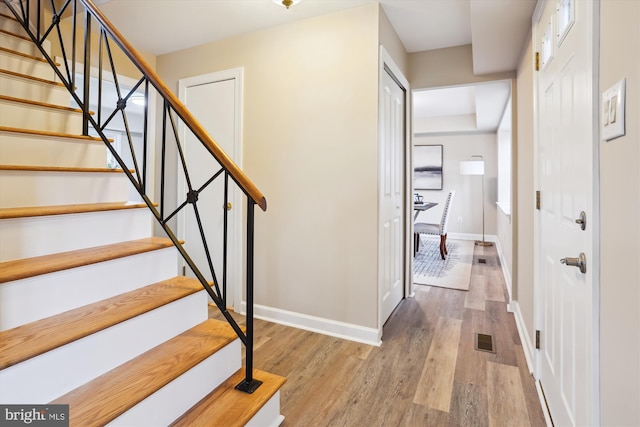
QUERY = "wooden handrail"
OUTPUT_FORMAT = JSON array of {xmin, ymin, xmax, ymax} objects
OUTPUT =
[{"xmin": 79, "ymin": 0, "xmax": 267, "ymax": 211}]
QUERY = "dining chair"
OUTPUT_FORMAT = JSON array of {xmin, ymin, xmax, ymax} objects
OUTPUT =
[{"xmin": 414, "ymin": 190, "xmax": 455, "ymax": 259}]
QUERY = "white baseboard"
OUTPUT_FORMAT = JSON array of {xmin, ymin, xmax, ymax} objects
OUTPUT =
[
  {"xmin": 240, "ymin": 303, "xmax": 381, "ymax": 347},
  {"xmin": 448, "ymin": 232, "xmax": 498, "ymax": 243},
  {"xmin": 511, "ymin": 301, "xmax": 535, "ymax": 374},
  {"xmin": 494, "ymin": 239, "xmax": 513, "ymax": 303},
  {"xmin": 535, "ymin": 379, "xmax": 554, "ymax": 427}
]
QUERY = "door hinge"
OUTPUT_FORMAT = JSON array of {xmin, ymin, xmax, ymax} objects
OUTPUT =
[
  {"xmin": 535, "ymin": 52, "xmax": 540, "ymax": 71},
  {"xmin": 536, "ymin": 330, "xmax": 541, "ymax": 349},
  {"xmin": 182, "ymin": 265, "xmax": 186, "ymax": 276},
  {"xmin": 536, "ymin": 190, "xmax": 541, "ymax": 210}
]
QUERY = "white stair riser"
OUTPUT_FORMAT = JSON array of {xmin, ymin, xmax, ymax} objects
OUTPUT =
[
  {"xmin": 0, "ymin": 17, "xmax": 27, "ymax": 36},
  {"xmin": 0, "ymin": 247, "xmax": 180, "ymax": 330},
  {"xmin": 0, "ymin": 52, "xmax": 57, "ymax": 80},
  {"xmin": 0, "ymin": 100, "xmax": 83, "ymax": 134},
  {"xmin": 0, "ymin": 74, "xmax": 70, "ymax": 104},
  {"xmin": 0, "ymin": 31, "xmax": 40, "ymax": 57},
  {"xmin": 0, "ymin": 131, "xmax": 108, "ymax": 168},
  {"xmin": 0, "ymin": 290, "xmax": 208, "ymax": 404},
  {"xmin": 246, "ymin": 392, "xmax": 285, "ymax": 427},
  {"xmin": 0, "ymin": 208, "xmax": 154, "ymax": 261},
  {"xmin": 0, "ymin": 170, "xmax": 139, "ymax": 207},
  {"xmin": 109, "ymin": 341, "xmax": 241, "ymax": 427}
]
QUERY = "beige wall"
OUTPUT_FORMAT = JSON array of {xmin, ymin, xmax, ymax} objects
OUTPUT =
[
  {"xmin": 378, "ymin": 6, "xmax": 408, "ymax": 77},
  {"xmin": 408, "ymin": 45, "xmax": 515, "ymax": 90},
  {"xmin": 599, "ymin": 1, "xmax": 640, "ymax": 425},
  {"xmin": 515, "ymin": 33, "xmax": 535, "ymax": 345},
  {"xmin": 413, "ymin": 133, "xmax": 497, "ymax": 237},
  {"xmin": 157, "ymin": 4, "xmax": 381, "ymax": 329}
]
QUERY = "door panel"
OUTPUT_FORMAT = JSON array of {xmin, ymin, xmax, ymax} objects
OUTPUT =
[
  {"xmin": 535, "ymin": 0, "xmax": 595, "ymax": 425},
  {"xmin": 380, "ymin": 68, "xmax": 405, "ymax": 324},
  {"xmin": 181, "ymin": 77, "xmax": 238, "ymax": 308}
]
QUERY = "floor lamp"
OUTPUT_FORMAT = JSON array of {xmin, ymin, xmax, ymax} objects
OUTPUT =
[{"xmin": 460, "ymin": 155, "xmax": 493, "ymax": 247}]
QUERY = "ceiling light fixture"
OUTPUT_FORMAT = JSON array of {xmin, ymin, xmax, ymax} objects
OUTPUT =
[{"xmin": 273, "ymin": 0, "xmax": 301, "ymax": 9}]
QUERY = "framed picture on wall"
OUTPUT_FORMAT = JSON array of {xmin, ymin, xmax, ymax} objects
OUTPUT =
[{"xmin": 414, "ymin": 145, "xmax": 443, "ymax": 190}]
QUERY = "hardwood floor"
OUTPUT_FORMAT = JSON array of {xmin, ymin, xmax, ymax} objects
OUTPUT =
[{"xmin": 209, "ymin": 245, "xmax": 546, "ymax": 426}]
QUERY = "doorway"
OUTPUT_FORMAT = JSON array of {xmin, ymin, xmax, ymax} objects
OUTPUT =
[
  {"xmin": 178, "ymin": 68, "xmax": 243, "ymax": 311},
  {"xmin": 410, "ymin": 81, "xmax": 512, "ymax": 292}
]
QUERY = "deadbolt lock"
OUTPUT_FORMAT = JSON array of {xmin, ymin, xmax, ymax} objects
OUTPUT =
[{"xmin": 575, "ymin": 211, "xmax": 586, "ymax": 231}]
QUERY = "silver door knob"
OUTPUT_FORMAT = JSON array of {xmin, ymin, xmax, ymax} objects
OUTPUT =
[{"xmin": 560, "ymin": 253, "xmax": 587, "ymax": 274}]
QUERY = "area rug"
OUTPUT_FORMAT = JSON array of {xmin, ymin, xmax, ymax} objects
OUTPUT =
[{"xmin": 413, "ymin": 236, "xmax": 474, "ymax": 291}]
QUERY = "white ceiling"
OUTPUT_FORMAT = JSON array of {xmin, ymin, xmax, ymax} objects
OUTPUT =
[
  {"xmin": 93, "ymin": 0, "xmax": 533, "ymax": 133},
  {"xmin": 94, "ymin": 0, "xmax": 536, "ymax": 75},
  {"xmin": 413, "ymin": 81, "xmax": 511, "ymax": 134}
]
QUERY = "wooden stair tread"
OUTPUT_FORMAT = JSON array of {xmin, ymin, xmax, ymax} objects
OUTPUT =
[
  {"xmin": 0, "ymin": 27, "xmax": 30, "ymax": 42},
  {"xmin": 0, "ymin": 68, "xmax": 65, "ymax": 86},
  {"xmin": 0, "ymin": 94, "xmax": 92, "ymax": 114},
  {"xmin": 50, "ymin": 319, "xmax": 238, "ymax": 426},
  {"xmin": 0, "ymin": 11, "xmax": 19, "ymax": 22},
  {"xmin": 171, "ymin": 368, "xmax": 287, "ymax": 427},
  {"xmin": 0, "ymin": 164, "xmax": 131, "ymax": 173},
  {"xmin": 0, "ymin": 126, "xmax": 110, "ymax": 142},
  {"xmin": 0, "ymin": 201, "xmax": 153, "ymax": 219},
  {"xmin": 0, "ymin": 46, "xmax": 58, "ymax": 64},
  {"xmin": 0, "ymin": 237, "xmax": 175, "ymax": 283},
  {"xmin": 0, "ymin": 276, "xmax": 204, "ymax": 369}
]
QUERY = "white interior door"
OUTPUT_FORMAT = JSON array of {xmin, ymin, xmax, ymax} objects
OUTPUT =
[
  {"xmin": 535, "ymin": 0, "xmax": 596, "ymax": 425},
  {"xmin": 379, "ymin": 65, "xmax": 405, "ymax": 325},
  {"xmin": 179, "ymin": 70, "xmax": 242, "ymax": 310}
]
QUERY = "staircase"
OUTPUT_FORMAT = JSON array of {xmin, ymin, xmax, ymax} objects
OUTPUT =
[{"xmin": 0, "ymin": 2, "xmax": 285, "ymax": 425}]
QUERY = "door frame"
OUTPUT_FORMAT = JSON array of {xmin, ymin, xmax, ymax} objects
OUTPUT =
[
  {"xmin": 177, "ymin": 67, "xmax": 244, "ymax": 312},
  {"xmin": 531, "ymin": 0, "xmax": 601, "ymax": 423},
  {"xmin": 377, "ymin": 46, "xmax": 411, "ymax": 339}
]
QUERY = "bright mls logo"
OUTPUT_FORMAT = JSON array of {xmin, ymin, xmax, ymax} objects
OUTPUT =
[{"xmin": 0, "ymin": 405, "xmax": 68, "ymax": 427}]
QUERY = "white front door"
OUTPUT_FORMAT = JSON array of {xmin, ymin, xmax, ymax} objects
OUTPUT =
[
  {"xmin": 178, "ymin": 69, "xmax": 242, "ymax": 310},
  {"xmin": 535, "ymin": 0, "xmax": 597, "ymax": 425},
  {"xmin": 379, "ymin": 65, "xmax": 406, "ymax": 325}
]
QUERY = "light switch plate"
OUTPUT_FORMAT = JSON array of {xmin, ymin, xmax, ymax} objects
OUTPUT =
[{"xmin": 602, "ymin": 78, "xmax": 626, "ymax": 141}]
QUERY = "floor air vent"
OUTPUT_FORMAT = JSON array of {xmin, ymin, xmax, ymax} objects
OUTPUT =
[
  {"xmin": 478, "ymin": 258, "xmax": 487, "ymax": 264},
  {"xmin": 475, "ymin": 333, "xmax": 495, "ymax": 353}
]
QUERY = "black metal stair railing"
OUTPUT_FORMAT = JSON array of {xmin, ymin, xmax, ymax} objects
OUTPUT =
[{"xmin": 3, "ymin": 0, "xmax": 266, "ymax": 393}]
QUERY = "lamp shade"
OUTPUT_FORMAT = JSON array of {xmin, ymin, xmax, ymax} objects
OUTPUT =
[{"xmin": 459, "ymin": 160, "xmax": 485, "ymax": 175}]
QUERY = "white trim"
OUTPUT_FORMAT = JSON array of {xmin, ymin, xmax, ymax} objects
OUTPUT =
[
  {"xmin": 513, "ymin": 300, "xmax": 553, "ymax": 427},
  {"xmin": 177, "ymin": 68, "xmax": 244, "ymax": 312},
  {"xmin": 512, "ymin": 301, "xmax": 535, "ymax": 373},
  {"xmin": 413, "ymin": 129, "xmax": 496, "ymax": 137},
  {"xmin": 447, "ymin": 232, "xmax": 498, "ymax": 243},
  {"xmin": 378, "ymin": 45, "xmax": 411, "ymax": 342},
  {"xmin": 496, "ymin": 201, "xmax": 511, "ymax": 216},
  {"xmin": 240, "ymin": 302, "xmax": 381, "ymax": 347},
  {"xmin": 494, "ymin": 237, "xmax": 513, "ymax": 303},
  {"xmin": 535, "ymin": 380, "xmax": 555, "ymax": 427}
]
